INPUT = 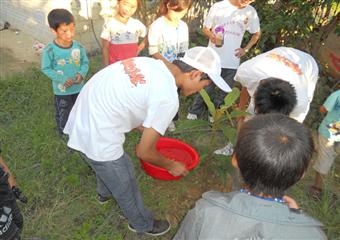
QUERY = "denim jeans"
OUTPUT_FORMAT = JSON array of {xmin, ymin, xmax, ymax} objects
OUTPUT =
[
  {"xmin": 188, "ymin": 68, "xmax": 237, "ymax": 116},
  {"xmin": 54, "ymin": 93, "xmax": 79, "ymax": 135},
  {"xmin": 81, "ymin": 153, "xmax": 154, "ymax": 232}
]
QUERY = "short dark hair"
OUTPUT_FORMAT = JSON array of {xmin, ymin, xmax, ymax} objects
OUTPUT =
[
  {"xmin": 254, "ymin": 78, "xmax": 297, "ymax": 115},
  {"xmin": 234, "ymin": 114, "xmax": 313, "ymax": 197},
  {"xmin": 47, "ymin": 9, "xmax": 74, "ymax": 30},
  {"xmin": 172, "ymin": 60, "xmax": 209, "ymax": 80}
]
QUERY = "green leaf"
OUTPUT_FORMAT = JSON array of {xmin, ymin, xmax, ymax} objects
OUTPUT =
[
  {"xmin": 199, "ymin": 89, "xmax": 216, "ymax": 116},
  {"xmin": 175, "ymin": 119, "xmax": 209, "ymax": 131},
  {"xmin": 220, "ymin": 125, "xmax": 237, "ymax": 145},
  {"xmin": 223, "ymin": 87, "xmax": 240, "ymax": 108}
]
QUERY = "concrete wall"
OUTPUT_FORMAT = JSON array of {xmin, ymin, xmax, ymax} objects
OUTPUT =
[{"xmin": 0, "ymin": 0, "xmax": 105, "ymax": 53}]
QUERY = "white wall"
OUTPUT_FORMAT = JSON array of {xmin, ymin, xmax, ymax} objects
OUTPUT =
[{"xmin": 0, "ymin": 0, "xmax": 104, "ymax": 52}]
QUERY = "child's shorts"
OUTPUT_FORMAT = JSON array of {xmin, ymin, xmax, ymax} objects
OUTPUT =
[{"xmin": 313, "ymin": 134, "xmax": 338, "ymax": 175}]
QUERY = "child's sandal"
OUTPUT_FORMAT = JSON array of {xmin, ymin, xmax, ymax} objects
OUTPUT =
[{"xmin": 309, "ymin": 185, "xmax": 322, "ymax": 200}]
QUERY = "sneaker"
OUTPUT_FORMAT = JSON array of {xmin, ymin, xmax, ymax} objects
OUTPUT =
[
  {"xmin": 97, "ymin": 194, "xmax": 111, "ymax": 205},
  {"xmin": 167, "ymin": 121, "xmax": 176, "ymax": 132},
  {"xmin": 208, "ymin": 114, "xmax": 214, "ymax": 123},
  {"xmin": 187, "ymin": 113, "xmax": 198, "ymax": 120},
  {"xmin": 128, "ymin": 219, "xmax": 171, "ymax": 236},
  {"xmin": 214, "ymin": 142, "xmax": 234, "ymax": 156}
]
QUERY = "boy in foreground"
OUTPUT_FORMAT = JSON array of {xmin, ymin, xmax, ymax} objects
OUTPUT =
[
  {"xmin": 174, "ymin": 114, "xmax": 326, "ymax": 239},
  {"xmin": 41, "ymin": 9, "xmax": 89, "ymax": 135}
]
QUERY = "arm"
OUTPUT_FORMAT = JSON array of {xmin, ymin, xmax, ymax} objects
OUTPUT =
[
  {"xmin": 237, "ymin": 86, "xmax": 250, "ymax": 129},
  {"xmin": 319, "ymin": 105, "xmax": 328, "ymax": 114},
  {"xmin": 235, "ymin": 31, "xmax": 261, "ymax": 58},
  {"xmin": 136, "ymin": 128, "xmax": 188, "ymax": 176},
  {"xmin": 239, "ymin": 86, "xmax": 250, "ymax": 112},
  {"xmin": 102, "ymin": 39, "xmax": 110, "ymax": 67},
  {"xmin": 41, "ymin": 47, "xmax": 67, "ymax": 84},
  {"xmin": 137, "ymin": 37, "xmax": 147, "ymax": 55},
  {"xmin": 75, "ymin": 45, "xmax": 90, "ymax": 84},
  {"xmin": 0, "ymin": 155, "xmax": 16, "ymax": 188}
]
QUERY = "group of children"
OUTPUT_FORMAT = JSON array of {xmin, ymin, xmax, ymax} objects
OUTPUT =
[{"xmin": 1, "ymin": 0, "xmax": 338, "ymax": 239}]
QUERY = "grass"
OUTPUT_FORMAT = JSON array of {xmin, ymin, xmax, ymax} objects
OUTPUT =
[{"xmin": 0, "ymin": 55, "xmax": 339, "ymax": 239}]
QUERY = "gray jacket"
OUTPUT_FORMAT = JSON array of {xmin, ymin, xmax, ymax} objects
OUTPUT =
[{"xmin": 173, "ymin": 191, "xmax": 326, "ymax": 240}]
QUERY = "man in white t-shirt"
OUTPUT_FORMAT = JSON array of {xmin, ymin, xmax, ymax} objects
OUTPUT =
[
  {"xmin": 63, "ymin": 47, "xmax": 231, "ymax": 236},
  {"xmin": 187, "ymin": 0, "xmax": 261, "ymax": 121},
  {"xmin": 237, "ymin": 47, "xmax": 319, "ymax": 123},
  {"xmin": 215, "ymin": 47, "xmax": 319, "ymax": 157}
]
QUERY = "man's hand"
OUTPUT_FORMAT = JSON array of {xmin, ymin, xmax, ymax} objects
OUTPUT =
[
  {"xmin": 209, "ymin": 32, "xmax": 217, "ymax": 44},
  {"xmin": 75, "ymin": 73, "xmax": 83, "ymax": 84},
  {"xmin": 167, "ymin": 160, "xmax": 188, "ymax": 176},
  {"xmin": 234, "ymin": 48, "xmax": 247, "ymax": 58}
]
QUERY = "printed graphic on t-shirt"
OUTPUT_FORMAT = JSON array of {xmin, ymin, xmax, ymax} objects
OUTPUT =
[
  {"xmin": 57, "ymin": 48, "xmax": 81, "ymax": 67},
  {"xmin": 266, "ymin": 53, "xmax": 302, "ymax": 75},
  {"xmin": 328, "ymin": 121, "xmax": 340, "ymax": 142},
  {"xmin": 159, "ymin": 42, "xmax": 186, "ymax": 63},
  {"xmin": 110, "ymin": 29, "xmax": 143, "ymax": 43},
  {"xmin": 121, "ymin": 58, "xmax": 146, "ymax": 86},
  {"xmin": 212, "ymin": 16, "xmax": 248, "ymax": 38}
]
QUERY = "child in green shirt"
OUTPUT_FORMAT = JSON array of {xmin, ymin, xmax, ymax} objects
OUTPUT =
[
  {"xmin": 310, "ymin": 89, "xmax": 340, "ymax": 199},
  {"xmin": 41, "ymin": 9, "xmax": 89, "ymax": 135}
]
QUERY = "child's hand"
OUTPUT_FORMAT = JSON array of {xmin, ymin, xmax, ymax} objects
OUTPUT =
[
  {"xmin": 75, "ymin": 73, "xmax": 83, "ymax": 84},
  {"xmin": 168, "ymin": 161, "xmax": 188, "ymax": 176},
  {"xmin": 64, "ymin": 78, "xmax": 74, "ymax": 88},
  {"xmin": 209, "ymin": 33, "xmax": 217, "ymax": 44},
  {"xmin": 283, "ymin": 195, "xmax": 299, "ymax": 209}
]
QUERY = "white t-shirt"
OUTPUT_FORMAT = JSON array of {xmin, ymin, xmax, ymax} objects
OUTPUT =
[
  {"xmin": 101, "ymin": 17, "xmax": 146, "ymax": 44},
  {"xmin": 204, "ymin": 0, "xmax": 260, "ymax": 69},
  {"xmin": 235, "ymin": 47, "xmax": 319, "ymax": 123},
  {"xmin": 148, "ymin": 16, "xmax": 189, "ymax": 62},
  {"xmin": 64, "ymin": 57, "xmax": 179, "ymax": 161}
]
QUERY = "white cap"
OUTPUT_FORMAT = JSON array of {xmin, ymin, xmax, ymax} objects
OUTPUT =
[{"xmin": 180, "ymin": 47, "xmax": 231, "ymax": 92}]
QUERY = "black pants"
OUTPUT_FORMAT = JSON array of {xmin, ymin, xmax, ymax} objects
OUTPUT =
[
  {"xmin": 0, "ymin": 173, "xmax": 23, "ymax": 240},
  {"xmin": 188, "ymin": 68, "xmax": 237, "ymax": 116},
  {"xmin": 54, "ymin": 93, "xmax": 79, "ymax": 134}
]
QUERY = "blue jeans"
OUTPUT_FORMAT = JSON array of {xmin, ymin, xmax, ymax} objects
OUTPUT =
[
  {"xmin": 188, "ymin": 68, "xmax": 237, "ymax": 116},
  {"xmin": 54, "ymin": 94, "xmax": 78, "ymax": 135},
  {"xmin": 81, "ymin": 153, "xmax": 154, "ymax": 232}
]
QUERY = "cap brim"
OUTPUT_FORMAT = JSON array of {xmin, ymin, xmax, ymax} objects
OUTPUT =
[{"xmin": 207, "ymin": 73, "xmax": 232, "ymax": 92}]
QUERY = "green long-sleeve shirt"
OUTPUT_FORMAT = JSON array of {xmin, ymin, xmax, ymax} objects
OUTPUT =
[{"xmin": 41, "ymin": 40, "xmax": 89, "ymax": 95}]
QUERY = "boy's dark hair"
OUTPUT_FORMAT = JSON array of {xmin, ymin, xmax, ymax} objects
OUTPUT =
[
  {"xmin": 173, "ymin": 60, "xmax": 209, "ymax": 80},
  {"xmin": 254, "ymin": 78, "xmax": 297, "ymax": 115},
  {"xmin": 234, "ymin": 114, "xmax": 313, "ymax": 197},
  {"xmin": 47, "ymin": 9, "xmax": 74, "ymax": 30}
]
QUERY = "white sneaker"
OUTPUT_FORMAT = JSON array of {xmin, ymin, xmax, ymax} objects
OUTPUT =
[
  {"xmin": 208, "ymin": 115, "xmax": 214, "ymax": 123},
  {"xmin": 214, "ymin": 142, "xmax": 234, "ymax": 156},
  {"xmin": 187, "ymin": 113, "xmax": 198, "ymax": 120},
  {"xmin": 167, "ymin": 121, "xmax": 176, "ymax": 132}
]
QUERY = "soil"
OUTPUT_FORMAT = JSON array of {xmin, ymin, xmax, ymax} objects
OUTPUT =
[{"xmin": 0, "ymin": 28, "xmax": 41, "ymax": 78}]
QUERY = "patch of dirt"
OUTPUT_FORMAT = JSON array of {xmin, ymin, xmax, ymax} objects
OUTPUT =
[{"xmin": 0, "ymin": 29, "xmax": 41, "ymax": 78}]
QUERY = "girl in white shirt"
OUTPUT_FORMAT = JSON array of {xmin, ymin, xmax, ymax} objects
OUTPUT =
[
  {"xmin": 148, "ymin": 0, "xmax": 192, "ymax": 64},
  {"xmin": 101, "ymin": 0, "xmax": 146, "ymax": 66},
  {"xmin": 148, "ymin": 0, "xmax": 192, "ymax": 131}
]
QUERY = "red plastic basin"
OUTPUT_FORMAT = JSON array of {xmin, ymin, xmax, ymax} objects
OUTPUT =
[{"xmin": 140, "ymin": 137, "xmax": 200, "ymax": 180}]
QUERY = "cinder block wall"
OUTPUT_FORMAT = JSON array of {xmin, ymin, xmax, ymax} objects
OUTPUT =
[{"xmin": 0, "ymin": 0, "xmax": 103, "ymax": 53}]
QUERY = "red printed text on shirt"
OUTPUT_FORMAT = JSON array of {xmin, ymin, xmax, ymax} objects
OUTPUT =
[
  {"xmin": 267, "ymin": 53, "xmax": 302, "ymax": 75},
  {"xmin": 121, "ymin": 59, "xmax": 146, "ymax": 86}
]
